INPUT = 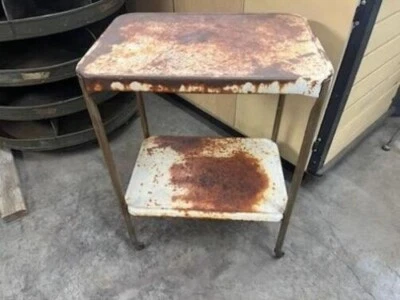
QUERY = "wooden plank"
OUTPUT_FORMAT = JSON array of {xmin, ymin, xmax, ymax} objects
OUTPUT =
[
  {"xmin": 180, "ymin": 94, "xmax": 237, "ymax": 126},
  {"xmin": 174, "ymin": 0, "xmax": 244, "ymax": 12},
  {"xmin": 365, "ymin": 11, "xmax": 400, "ymax": 55},
  {"xmin": 326, "ymin": 85, "xmax": 397, "ymax": 163},
  {"xmin": 355, "ymin": 34, "xmax": 400, "ymax": 83},
  {"xmin": 348, "ymin": 53, "xmax": 400, "ymax": 106},
  {"xmin": 376, "ymin": 0, "xmax": 400, "ymax": 22},
  {"xmin": 135, "ymin": 0, "xmax": 174, "ymax": 12},
  {"xmin": 0, "ymin": 148, "xmax": 27, "ymax": 222}
]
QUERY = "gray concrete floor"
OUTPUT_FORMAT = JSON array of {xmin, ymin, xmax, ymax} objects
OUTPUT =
[{"xmin": 1, "ymin": 94, "xmax": 399, "ymax": 300}]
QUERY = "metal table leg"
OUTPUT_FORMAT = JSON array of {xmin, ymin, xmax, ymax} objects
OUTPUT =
[
  {"xmin": 136, "ymin": 92, "xmax": 150, "ymax": 138},
  {"xmin": 274, "ymin": 79, "xmax": 331, "ymax": 258},
  {"xmin": 272, "ymin": 95, "xmax": 285, "ymax": 142},
  {"xmin": 382, "ymin": 127, "xmax": 400, "ymax": 151},
  {"xmin": 79, "ymin": 77, "xmax": 144, "ymax": 250}
]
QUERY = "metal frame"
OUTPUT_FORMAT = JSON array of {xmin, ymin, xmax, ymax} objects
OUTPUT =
[
  {"xmin": 307, "ymin": 0, "xmax": 382, "ymax": 175},
  {"xmin": 78, "ymin": 74, "xmax": 332, "ymax": 257}
]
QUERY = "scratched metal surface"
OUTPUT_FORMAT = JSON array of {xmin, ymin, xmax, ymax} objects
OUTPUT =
[
  {"xmin": 77, "ymin": 13, "xmax": 334, "ymax": 97},
  {"xmin": 125, "ymin": 137, "xmax": 287, "ymax": 222}
]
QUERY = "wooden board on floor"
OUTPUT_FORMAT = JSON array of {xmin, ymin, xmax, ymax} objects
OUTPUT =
[{"xmin": 0, "ymin": 148, "xmax": 27, "ymax": 222}]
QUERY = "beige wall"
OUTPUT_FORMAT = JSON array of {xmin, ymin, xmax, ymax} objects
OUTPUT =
[
  {"xmin": 135, "ymin": 0, "xmax": 358, "ymax": 165},
  {"xmin": 326, "ymin": 0, "xmax": 400, "ymax": 163}
]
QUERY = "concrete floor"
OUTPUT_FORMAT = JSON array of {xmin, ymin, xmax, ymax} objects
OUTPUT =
[{"xmin": 1, "ymin": 94, "xmax": 399, "ymax": 300}]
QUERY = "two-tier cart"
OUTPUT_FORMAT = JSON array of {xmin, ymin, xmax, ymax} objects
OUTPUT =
[{"xmin": 76, "ymin": 13, "xmax": 333, "ymax": 257}]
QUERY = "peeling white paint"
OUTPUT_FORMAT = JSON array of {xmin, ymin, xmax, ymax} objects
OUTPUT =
[
  {"xmin": 110, "ymin": 82, "xmax": 125, "ymax": 91},
  {"xmin": 108, "ymin": 78, "xmax": 322, "ymax": 97},
  {"xmin": 129, "ymin": 81, "xmax": 152, "ymax": 91}
]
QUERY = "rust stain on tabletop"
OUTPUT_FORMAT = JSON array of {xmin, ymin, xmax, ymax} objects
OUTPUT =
[
  {"xmin": 77, "ymin": 13, "xmax": 333, "ymax": 95},
  {"xmin": 150, "ymin": 137, "xmax": 269, "ymax": 213},
  {"xmin": 81, "ymin": 13, "xmax": 305, "ymax": 78},
  {"xmin": 147, "ymin": 136, "xmax": 217, "ymax": 156}
]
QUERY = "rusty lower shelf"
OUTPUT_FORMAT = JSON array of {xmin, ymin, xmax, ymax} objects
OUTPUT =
[{"xmin": 125, "ymin": 136, "xmax": 288, "ymax": 222}]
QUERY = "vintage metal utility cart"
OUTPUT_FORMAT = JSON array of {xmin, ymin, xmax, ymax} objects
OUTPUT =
[{"xmin": 76, "ymin": 13, "xmax": 333, "ymax": 257}]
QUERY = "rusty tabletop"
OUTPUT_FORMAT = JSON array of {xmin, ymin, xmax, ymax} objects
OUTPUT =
[{"xmin": 76, "ymin": 13, "xmax": 333, "ymax": 97}]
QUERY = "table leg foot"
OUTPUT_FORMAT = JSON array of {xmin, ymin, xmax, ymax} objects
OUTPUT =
[
  {"xmin": 133, "ymin": 241, "xmax": 146, "ymax": 251},
  {"xmin": 274, "ymin": 248, "xmax": 285, "ymax": 259},
  {"xmin": 382, "ymin": 127, "xmax": 400, "ymax": 152}
]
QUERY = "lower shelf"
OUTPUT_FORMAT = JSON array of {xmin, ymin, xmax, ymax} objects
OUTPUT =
[{"xmin": 126, "ymin": 136, "xmax": 288, "ymax": 222}]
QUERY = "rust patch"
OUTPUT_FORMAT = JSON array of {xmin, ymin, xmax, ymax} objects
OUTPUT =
[
  {"xmin": 93, "ymin": 83, "xmax": 103, "ymax": 92},
  {"xmin": 81, "ymin": 13, "xmax": 305, "ymax": 79},
  {"xmin": 147, "ymin": 136, "xmax": 270, "ymax": 212},
  {"xmin": 77, "ymin": 13, "xmax": 334, "ymax": 94},
  {"xmin": 178, "ymin": 29, "xmax": 215, "ymax": 44},
  {"xmin": 147, "ymin": 136, "xmax": 213, "ymax": 155},
  {"xmin": 152, "ymin": 173, "xmax": 160, "ymax": 184},
  {"xmin": 170, "ymin": 151, "xmax": 269, "ymax": 213},
  {"xmin": 310, "ymin": 80, "xmax": 318, "ymax": 89},
  {"xmin": 178, "ymin": 209, "xmax": 190, "ymax": 217}
]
